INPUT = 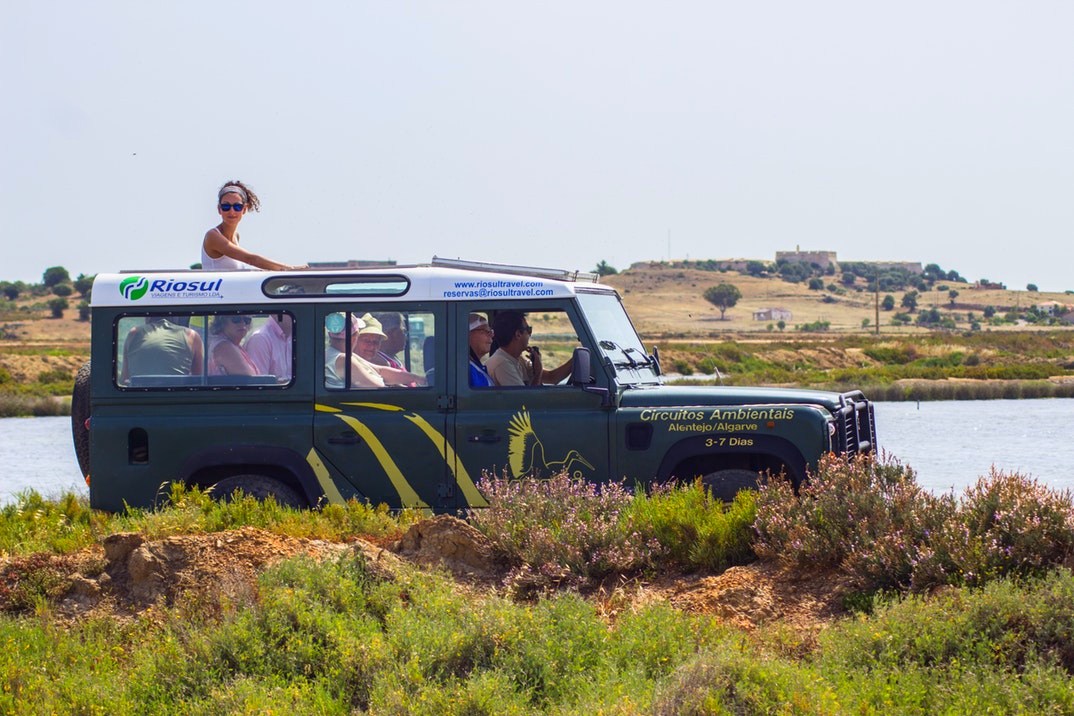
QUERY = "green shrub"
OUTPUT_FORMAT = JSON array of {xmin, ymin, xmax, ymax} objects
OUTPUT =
[
  {"xmin": 671, "ymin": 358, "xmax": 692, "ymax": 375},
  {"xmin": 695, "ymin": 356, "xmax": 720, "ymax": 375},
  {"xmin": 626, "ymin": 482, "xmax": 756, "ymax": 571},
  {"xmin": 820, "ymin": 569, "xmax": 1074, "ymax": 675}
]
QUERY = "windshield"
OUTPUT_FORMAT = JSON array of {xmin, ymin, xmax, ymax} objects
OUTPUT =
[{"xmin": 576, "ymin": 291, "xmax": 661, "ymax": 385}]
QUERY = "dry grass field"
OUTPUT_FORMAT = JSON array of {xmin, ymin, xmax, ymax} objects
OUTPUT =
[{"xmin": 604, "ymin": 264, "xmax": 1074, "ymax": 338}]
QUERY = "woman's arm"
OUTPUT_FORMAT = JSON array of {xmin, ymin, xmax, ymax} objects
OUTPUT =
[
  {"xmin": 373, "ymin": 364, "xmax": 426, "ymax": 386},
  {"xmin": 213, "ymin": 341, "xmax": 256, "ymax": 376},
  {"xmin": 203, "ymin": 230, "xmax": 295, "ymax": 271}
]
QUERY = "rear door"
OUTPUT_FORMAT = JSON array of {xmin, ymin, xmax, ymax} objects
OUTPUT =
[{"xmin": 312, "ymin": 303, "xmax": 452, "ymax": 510}]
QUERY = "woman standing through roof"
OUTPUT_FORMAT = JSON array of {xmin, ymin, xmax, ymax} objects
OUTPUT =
[{"xmin": 201, "ymin": 180, "xmax": 301, "ymax": 271}]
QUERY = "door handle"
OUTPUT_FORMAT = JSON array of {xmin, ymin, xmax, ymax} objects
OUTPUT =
[
  {"xmin": 468, "ymin": 433, "xmax": 502, "ymax": 444},
  {"xmin": 327, "ymin": 433, "xmax": 362, "ymax": 445}
]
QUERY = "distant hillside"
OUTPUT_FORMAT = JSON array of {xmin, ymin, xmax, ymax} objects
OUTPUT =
[{"xmin": 603, "ymin": 264, "xmax": 1074, "ymax": 338}]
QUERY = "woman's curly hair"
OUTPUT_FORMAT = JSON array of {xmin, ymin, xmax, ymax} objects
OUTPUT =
[{"xmin": 217, "ymin": 179, "xmax": 261, "ymax": 212}]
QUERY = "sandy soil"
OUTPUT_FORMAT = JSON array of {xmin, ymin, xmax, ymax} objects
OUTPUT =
[{"xmin": 1, "ymin": 516, "xmax": 851, "ymax": 646}]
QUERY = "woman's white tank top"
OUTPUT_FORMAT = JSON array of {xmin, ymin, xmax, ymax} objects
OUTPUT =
[{"xmin": 201, "ymin": 232, "xmax": 250, "ymax": 270}]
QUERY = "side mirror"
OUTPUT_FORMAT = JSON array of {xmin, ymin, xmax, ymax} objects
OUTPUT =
[
  {"xmin": 570, "ymin": 346, "xmax": 592, "ymax": 386},
  {"xmin": 571, "ymin": 347, "xmax": 611, "ymax": 406}
]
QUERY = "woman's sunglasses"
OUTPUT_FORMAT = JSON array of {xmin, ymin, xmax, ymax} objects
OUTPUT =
[
  {"xmin": 228, "ymin": 316, "xmax": 253, "ymax": 325},
  {"xmin": 219, "ymin": 203, "xmax": 245, "ymax": 212}
]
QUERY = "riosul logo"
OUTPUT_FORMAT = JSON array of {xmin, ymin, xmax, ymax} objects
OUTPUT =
[
  {"xmin": 118, "ymin": 277, "xmax": 224, "ymax": 301},
  {"xmin": 119, "ymin": 276, "xmax": 149, "ymax": 301}
]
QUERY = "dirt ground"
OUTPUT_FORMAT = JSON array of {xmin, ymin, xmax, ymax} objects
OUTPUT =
[{"xmin": 2, "ymin": 516, "xmax": 852, "ymax": 646}]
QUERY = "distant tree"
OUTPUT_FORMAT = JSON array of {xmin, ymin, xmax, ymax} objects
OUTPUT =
[
  {"xmin": 1027, "ymin": 283, "xmax": 1039, "ymax": 292},
  {"xmin": 73, "ymin": 273, "xmax": 95, "ymax": 297},
  {"xmin": 901, "ymin": 291, "xmax": 919, "ymax": 312},
  {"xmin": 776, "ymin": 320, "xmax": 786, "ymax": 332},
  {"xmin": 77, "ymin": 301, "xmax": 90, "ymax": 321},
  {"xmin": 861, "ymin": 318, "xmax": 871, "ymax": 329},
  {"xmin": 703, "ymin": 283, "xmax": 742, "ymax": 320},
  {"xmin": 594, "ymin": 260, "xmax": 618, "ymax": 277},
  {"xmin": 948, "ymin": 289, "xmax": 959, "ymax": 306},
  {"xmin": 808, "ymin": 277, "xmax": 824, "ymax": 290},
  {"xmin": 947, "ymin": 269, "xmax": 965, "ymax": 282},
  {"xmin": 48, "ymin": 297, "xmax": 68, "ymax": 318},
  {"xmin": 840, "ymin": 272, "xmax": 857, "ymax": 287},
  {"xmin": 777, "ymin": 262, "xmax": 813, "ymax": 283},
  {"xmin": 745, "ymin": 260, "xmax": 768, "ymax": 277},
  {"xmin": 42, "ymin": 266, "xmax": 70, "ymax": 288},
  {"xmin": 1, "ymin": 284, "xmax": 17, "ymax": 301},
  {"xmin": 915, "ymin": 307, "xmax": 943, "ymax": 326},
  {"xmin": 892, "ymin": 312, "xmax": 912, "ymax": 325},
  {"xmin": 51, "ymin": 283, "xmax": 73, "ymax": 297},
  {"xmin": 881, "ymin": 294, "xmax": 896, "ymax": 311},
  {"xmin": 983, "ymin": 305, "xmax": 996, "ymax": 318}
]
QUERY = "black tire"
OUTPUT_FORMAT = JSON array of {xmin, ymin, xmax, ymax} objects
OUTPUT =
[
  {"xmin": 71, "ymin": 360, "xmax": 92, "ymax": 479},
  {"xmin": 212, "ymin": 474, "xmax": 306, "ymax": 509},
  {"xmin": 701, "ymin": 468, "xmax": 763, "ymax": 502}
]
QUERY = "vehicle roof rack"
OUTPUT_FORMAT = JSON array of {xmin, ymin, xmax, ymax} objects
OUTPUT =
[{"xmin": 431, "ymin": 256, "xmax": 600, "ymax": 283}]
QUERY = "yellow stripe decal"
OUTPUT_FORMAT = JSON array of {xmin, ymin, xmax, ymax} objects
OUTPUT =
[
  {"xmin": 341, "ymin": 401, "xmax": 405, "ymax": 412},
  {"xmin": 315, "ymin": 403, "xmax": 341, "ymax": 413},
  {"xmin": 305, "ymin": 447, "xmax": 346, "ymax": 505},
  {"xmin": 334, "ymin": 414, "xmax": 429, "ymax": 509},
  {"xmin": 403, "ymin": 413, "xmax": 488, "ymax": 508},
  {"xmin": 318, "ymin": 400, "xmax": 489, "ymax": 509}
]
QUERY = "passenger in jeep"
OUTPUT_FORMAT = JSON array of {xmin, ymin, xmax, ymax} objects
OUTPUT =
[
  {"xmin": 245, "ymin": 313, "xmax": 293, "ymax": 382},
  {"xmin": 208, "ymin": 315, "xmax": 259, "ymax": 376},
  {"xmin": 325, "ymin": 314, "xmax": 426, "ymax": 389},
  {"xmin": 467, "ymin": 313, "xmax": 493, "ymax": 387},
  {"xmin": 371, "ymin": 312, "xmax": 406, "ymax": 369},
  {"xmin": 121, "ymin": 316, "xmax": 204, "ymax": 383},
  {"xmin": 486, "ymin": 310, "xmax": 573, "ymax": 387}
]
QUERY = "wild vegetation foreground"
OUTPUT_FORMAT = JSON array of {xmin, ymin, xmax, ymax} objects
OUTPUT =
[{"xmin": 3, "ymin": 457, "xmax": 1074, "ymax": 714}]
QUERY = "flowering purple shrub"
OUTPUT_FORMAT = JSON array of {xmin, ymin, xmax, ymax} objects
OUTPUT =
[
  {"xmin": 753, "ymin": 453, "xmax": 1074, "ymax": 593},
  {"xmin": 753, "ymin": 452, "xmax": 944, "ymax": 589},
  {"xmin": 467, "ymin": 472, "xmax": 657, "ymax": 582},
  {"xmin": 945, "ymin": 470, "xmax": 1074, "ymax": 587}
]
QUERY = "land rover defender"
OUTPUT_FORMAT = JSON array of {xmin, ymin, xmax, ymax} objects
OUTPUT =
[{"xmin": 73, "ymin": 258, "xmax": 876, "ymax": 511}]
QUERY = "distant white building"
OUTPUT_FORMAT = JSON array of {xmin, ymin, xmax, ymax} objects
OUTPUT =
[
  {"xmin": 753, "ymin": 307, "xmax": 792, "ymax": 322},
  {"xmin": 1035, "ymin": 301, "xmax": 1063, "ymax": 316}
]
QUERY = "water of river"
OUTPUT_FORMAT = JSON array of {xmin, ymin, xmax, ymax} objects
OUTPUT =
[{"xmin": 1, "ymin": 399, "xmax": 1072, "ymax": 505}]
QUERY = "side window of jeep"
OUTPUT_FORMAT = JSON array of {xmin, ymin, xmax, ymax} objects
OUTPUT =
[
  {"xmin": 323, "ymin": 310, "xmax": 435, "ymax": 390},
  {"xmin": 115, "ymin": 312, "xmax": 295, "ymax": 388},
  {"xmin": 477, "ymin": 308, "xmax": 582, "ymax": 388}
]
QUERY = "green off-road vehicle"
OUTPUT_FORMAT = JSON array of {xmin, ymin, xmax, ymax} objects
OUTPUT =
[{"xmin": 73, "ymin": 257, "xmax": 876, "ymax": 512}]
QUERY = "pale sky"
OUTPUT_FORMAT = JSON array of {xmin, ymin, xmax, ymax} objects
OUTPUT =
[{"xmin": 3, "ymin": 2, "xmax": 1072, "ymax": 290}]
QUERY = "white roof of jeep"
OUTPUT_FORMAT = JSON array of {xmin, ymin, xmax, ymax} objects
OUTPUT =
[{"xmin": 91, "ymin": 257, "xmax": 616, "ymax": 308}]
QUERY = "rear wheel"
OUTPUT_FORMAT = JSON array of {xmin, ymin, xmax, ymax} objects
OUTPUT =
[
  {"xmin": 212, "ymin": 474, "xmax": 306, "ymax": 509},
  {"xmin": 701, "ymin": 468, "xmax": 763, "ymax": 502},
  {"xmin": 71, "ymin": 361, "xmax": 91, "ymax": 479}
]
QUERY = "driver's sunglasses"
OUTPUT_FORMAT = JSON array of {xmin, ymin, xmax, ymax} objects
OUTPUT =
[
  {"xmin": 228, "ymin": 316, "xmax": 253, "ymax": 325},
  {"xmin": 219, "ymin": 202, "xmax": 245, "ymax": 212},
  {"xmin": 520, "ymin": 325, "xmax": 533, "ymax": 335}
]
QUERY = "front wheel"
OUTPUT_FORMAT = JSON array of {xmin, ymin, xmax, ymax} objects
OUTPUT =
[
  {"xmin": 701, "ymin": 468, "xmax": 763, "ymax": 502},
  {"xmin": 212, "ymin": 474, "xmax": 306, "ymax": 509}
]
